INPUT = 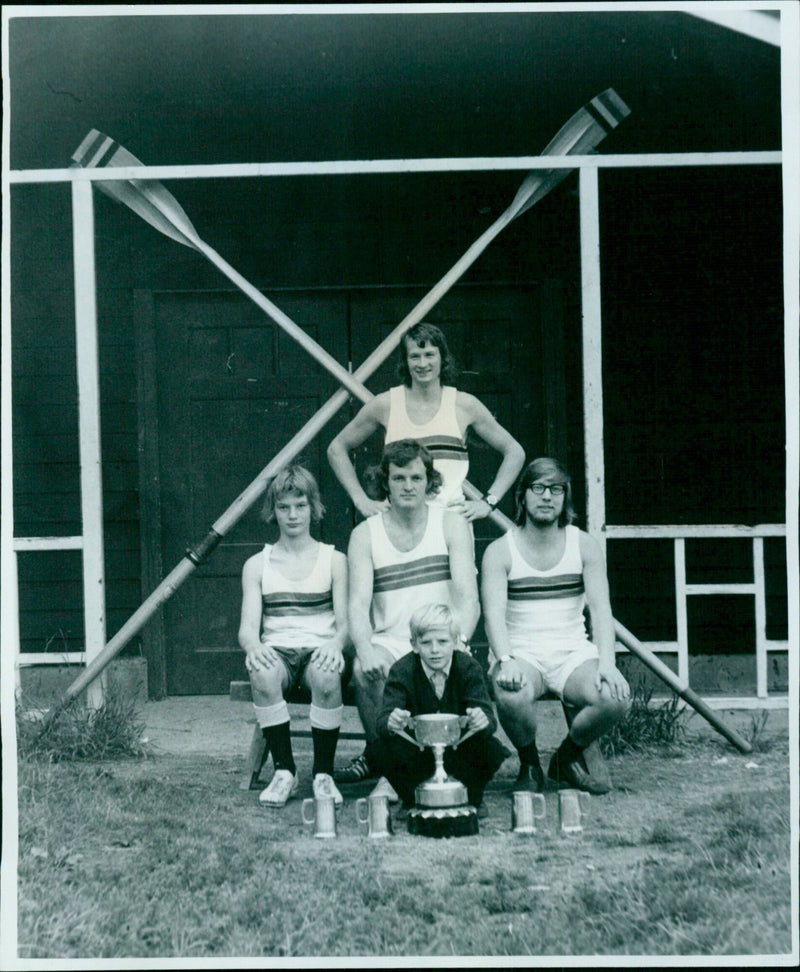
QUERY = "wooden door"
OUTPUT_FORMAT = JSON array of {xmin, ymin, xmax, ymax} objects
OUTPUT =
[{"xmin": 153, "ymin": 290, "xmax": 350, "ymax": 694}]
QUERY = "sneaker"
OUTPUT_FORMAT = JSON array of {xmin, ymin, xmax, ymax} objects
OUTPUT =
[
  {"xmin": 547, "ymin": 747, "xmax": 610, "ymax": 796},
  {"xmin": 333, "ymin": 752, "xmax": 374, "ymax": 784},
  {"xmin": 313, "ymin": 772, "xmax": 343, "ymax": 808},
  {"xmin": 259, "ymin": 769, "xmax": 299, "ymax": 807},
  {"xmin": 514, "ymin": 762, "xmax": 545, "ymax": 794},
  {"xmin": 370, "ymin": 776, "xmax": 400, "ymax": 803}
]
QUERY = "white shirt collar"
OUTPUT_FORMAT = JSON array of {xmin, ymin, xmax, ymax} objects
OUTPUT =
[{"xmin": 420, "ymin": 657, "xmax": 452, "ymax": 682}]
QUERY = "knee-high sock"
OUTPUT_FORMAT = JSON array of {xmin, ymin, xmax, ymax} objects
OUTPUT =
[
  {"xmin": 254, "ymin": 701, "xmax": 295, "ymax": 775},
  {"xmin": 310, "ymin": 704, "xmax": 343, "ymax": 777}
]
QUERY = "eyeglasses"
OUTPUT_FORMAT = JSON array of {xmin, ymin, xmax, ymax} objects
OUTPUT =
[{"xmin": 528, "ymin": 483, "xmax": 566, "ymax": 496}]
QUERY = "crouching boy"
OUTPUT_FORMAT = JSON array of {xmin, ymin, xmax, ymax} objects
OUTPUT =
[{"xmin": 374, "ymin": 603, "xmax": 508, "ymax": 816}]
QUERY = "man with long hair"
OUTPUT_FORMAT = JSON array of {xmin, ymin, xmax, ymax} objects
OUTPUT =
[
  {"xmin": 327, "ymin": 321, "xmax": 524, "ymax": 522},
  {"xmin": 481, "ymin": 457, "xmax": 630, "ymax": 795}
]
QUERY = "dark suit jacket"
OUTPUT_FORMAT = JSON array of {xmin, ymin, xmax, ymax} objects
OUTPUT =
[{"xmin": 376, "ymin": 651, "xmax": 497, "ymax": 740}]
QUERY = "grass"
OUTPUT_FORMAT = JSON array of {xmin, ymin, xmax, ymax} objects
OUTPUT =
[
  {"xmin": 599, "ymin": 680, "xmax": 687, "ymax": 757},
  {"xmin": 16, "ymin": 691, "xmax": 149, "ymax": 762},
  {"xmin": 13, "ymin": 723, "xmax": 793, "ymax": 961}
]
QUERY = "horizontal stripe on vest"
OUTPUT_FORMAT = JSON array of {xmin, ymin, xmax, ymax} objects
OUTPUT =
[
  {"xmin": 508, "ymin": 575, "xmax": 584, "ymax": 600},
  {"xmin": 373, "ymin": 555, "xmax": 451, "ymax": 593},
  {"xmin": 263, "ymin": 592, "xmax": 333, "ymax": 614},
  {"xmin": 413, "ymin": 435, "xmax": 468, "ymax": 458}
]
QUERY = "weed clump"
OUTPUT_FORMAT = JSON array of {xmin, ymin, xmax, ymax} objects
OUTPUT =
[
  {"xmin": 16, "ymin": 691, "xmax": 148, "ymax": 761},
  {"xmin": 600, "ymin": 680, "xmax": 686, "ymax": 757}
]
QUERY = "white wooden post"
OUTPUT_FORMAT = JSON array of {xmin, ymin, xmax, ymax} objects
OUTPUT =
[
  {"xmin": 753, "ymin": 537, "xmax": 768, "ymax": 698},
  {"xmin": 579, "ymin": 165, "xmax": 606, "ymax": 553},
  {"xmin": 674, "ymin": 538, "xmax": 690, "ymax": 685},
  {"xmin": 72, "ymin": 180, "xmax": 107, "ymax": 709}
]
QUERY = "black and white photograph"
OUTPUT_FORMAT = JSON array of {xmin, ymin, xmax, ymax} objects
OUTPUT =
[{"xmin": 1, "ymin": 2, "xmax": 798, "ymax": 967}]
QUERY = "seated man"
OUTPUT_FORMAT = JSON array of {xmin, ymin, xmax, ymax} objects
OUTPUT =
[
  {"xmin": 374, "ymin": 603, "xmax": 508, "ymax": 816},
  {"xmin": 481, "ymin": 457, "xmax": 630, "ymax": 795},
  {"xmin": 337, "ymin": 439, "xmax": 479, "ymax": 792},
  {"xmin": 237, "ymin": 465, "xmax": 348, "ymax": 808}
]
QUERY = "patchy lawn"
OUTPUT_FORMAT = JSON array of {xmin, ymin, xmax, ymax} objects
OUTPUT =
[{"xmin": 14, "ymin": 729, "xmax": 793, "ymax": 962}]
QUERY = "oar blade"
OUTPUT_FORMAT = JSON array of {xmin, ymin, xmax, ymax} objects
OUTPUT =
[
  {"xmin": 71, "ymin": 129, "xmax": 199, "ymax": 249},
  {"xmin": 510, "ymin": 88, "xmax": 630, "ymax": 219}
]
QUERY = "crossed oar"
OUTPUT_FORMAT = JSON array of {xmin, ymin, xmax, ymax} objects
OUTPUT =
[{"xmin": 56, "ymin": 91, "xmax": 751, "ymax": 753}]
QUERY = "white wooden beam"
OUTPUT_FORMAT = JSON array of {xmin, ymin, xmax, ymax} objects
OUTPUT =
[
  {"xmin": 71, "ymin": 180, "xmax": 107, "ymax": 710},
  {"xmin": 8, "ymin": 151, "xmax": 782, "ymax": 185},
  {"xmin": 579, "ymin": 166, "xmax": 605, "ymax": 548},
  {"xmin": 12, "ymin": 536, "xmax": 84, "ymax": 551},
  {"xmin": 605, "ymin": 523, "xmax": 785, "ymax": 539}
]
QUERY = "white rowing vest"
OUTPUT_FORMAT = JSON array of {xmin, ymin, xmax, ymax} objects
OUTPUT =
[
  {"xmin": 367, "ymin": 506, "xmax": 453, "ymax": 657},
  {"xmin": 385, "ymin": 385, "xmax": 468, "ymax": 507},
  {"xmin": 260, "ymin": 542, "xmax": 336, "ymax": 649},
  {"xmin": 505, "ymin": 525, "xmax": 590, "ymax": 651}
]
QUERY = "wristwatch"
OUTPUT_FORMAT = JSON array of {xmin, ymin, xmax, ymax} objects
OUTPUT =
[{"xmin": 484, "ymin": 493, "xmax": 499, "ymax": 509}]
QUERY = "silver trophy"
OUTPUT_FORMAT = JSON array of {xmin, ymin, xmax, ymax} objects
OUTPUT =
[{"xmin": 393, "ymin": 713, "xmax": 482, "ymax": 837}]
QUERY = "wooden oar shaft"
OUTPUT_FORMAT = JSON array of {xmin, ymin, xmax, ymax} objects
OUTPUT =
[
  {"xmin": 193, "ymin": 238, "xmax": 370, "ymax": 403},
  {"xmin": 613, "ymin": 620, "xmax": 753, "ymax": 753}
]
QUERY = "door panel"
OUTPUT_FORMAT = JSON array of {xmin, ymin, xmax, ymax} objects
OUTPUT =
[{"xmin": 155, "ymin": 290, "xmax": 350, "ymax": 694}]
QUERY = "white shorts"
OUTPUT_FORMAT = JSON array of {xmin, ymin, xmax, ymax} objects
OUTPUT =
[{"xmin": 500, "ymin": 640, "xmax": 599, "ymax": 698}]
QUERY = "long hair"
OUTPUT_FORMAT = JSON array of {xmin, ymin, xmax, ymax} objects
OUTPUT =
[
  {"xmin": 369, "ymin": 439, "xmax": 443, "ymax": 501},
  {"xmin": 513, "ymin": 457, "xmax": 577, "ymax": 528},
  {"xmin": 409, "ymin": 603, "xmax": 460, "ymax": 645},
  {"xmin": 396, "ymin": 322, "xmax": 459, "ymax": 387},
  {"xmin": 261, "ymin": 464, "xmax": 325, "ymax": 524}
]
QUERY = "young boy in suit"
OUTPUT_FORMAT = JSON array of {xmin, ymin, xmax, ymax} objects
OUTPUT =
[{"xmin": 375, "ymin": 603, "xmax": 508, "ymax": 816}]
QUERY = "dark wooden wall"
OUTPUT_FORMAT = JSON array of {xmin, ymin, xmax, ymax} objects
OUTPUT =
[{"xmin": 10, "ymin": 164, "xmax": 788, "ymax": 691}]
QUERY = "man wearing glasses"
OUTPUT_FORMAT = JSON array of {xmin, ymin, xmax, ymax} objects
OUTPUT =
[{"xmin": 481, "ymin": 457, "xmax": 630, "ymax": 795}]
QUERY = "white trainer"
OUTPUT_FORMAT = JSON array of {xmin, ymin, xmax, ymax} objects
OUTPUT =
[
  {"xmin": 259, "ymin": 769, "xmax": 299, "ymax": 807},
  {"xmin": 370, "ymin": 776, "xmax": 400, "ymax": 803},
  {"xmin": 313, "ymin": 772, "xmax": 343, "ymax": 807}
]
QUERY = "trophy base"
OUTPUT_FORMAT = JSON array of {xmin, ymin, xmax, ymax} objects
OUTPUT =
[
  {"xmin": 415, "ymin": 779, "xmax": 468, "ymax": 809},
  {"xmin": 407, "ymin": 805, "xmax": 479, "ymax": 838}
]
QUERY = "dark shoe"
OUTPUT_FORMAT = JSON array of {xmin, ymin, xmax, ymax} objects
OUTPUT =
[
  {"xmin": 333, "ymin": 752, "xmax": 375, "ymax": 784},
  {"xmin": 513, "ymin": 762, "xmax": 545, "ymax": 793},
  {"xmin": 474, "ymin": 801, "xmax": 489, "ymax": 820},
  {"xmin": 547, "ymin": 747, "xmax": 611, "ymax": 795}
]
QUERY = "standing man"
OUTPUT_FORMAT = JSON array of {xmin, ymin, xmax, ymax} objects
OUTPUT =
[
  {"xmin": 238, "ymin": 465, "xmax": 349, "ymax": 808},
  {"xmin": 481, "ymin": 457, "xmax": 630, "ymax": 795},
  {"xmin": 327, "ymin": 322, "xmax": 525, "ymax": 522},
  {"xmin": 336, "ymin": 439, "xmax": 479, "ymax": 792}
]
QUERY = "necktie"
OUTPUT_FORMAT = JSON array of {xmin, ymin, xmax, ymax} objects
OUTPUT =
[{"xmin": 430, "ymin": 671, "xmax": 446, "ymax": 700}]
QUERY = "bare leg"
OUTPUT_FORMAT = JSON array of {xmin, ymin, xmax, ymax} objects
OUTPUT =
[
  {"xmin": 561, "ymin": 659, "xmax": 630, "ymax": 747},
  {"xmin": 490, "ymin": 657, "xmax": 546, "ymax": 749}
]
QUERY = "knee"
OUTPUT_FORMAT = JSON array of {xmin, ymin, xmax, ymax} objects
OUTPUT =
[
  {"xmin": 306, "ymin": 667, "xmax": 342, "ymax": 702},
  {"xmin": 597, "ymin": 692, "xmax": 630, "ymax": 725},
  {"xmin": 249, "ymin": 667, "xmax": 283, "ymax": 697},
  {"xmin": 492, "ymin": 681, "xmax": 535, "ymax": 714}
]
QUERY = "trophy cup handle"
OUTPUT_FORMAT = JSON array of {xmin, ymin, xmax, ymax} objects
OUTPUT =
[
  {"xmin": 453, "ymin": 716, "xmax": 481, "ymax": 749},
  {"xmin": 392, "ymin": 717, "xmax": 424, "ymax": 750}
]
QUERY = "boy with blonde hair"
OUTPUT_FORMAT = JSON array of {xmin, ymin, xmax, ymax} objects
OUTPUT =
[{"xmin": 374, "ymin": 603, "xmax": 507, "ymax": 816}]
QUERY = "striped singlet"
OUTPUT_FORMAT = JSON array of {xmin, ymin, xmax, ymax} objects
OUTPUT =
[
  {"xmin": 505, "ymin": 525, "xmax": 591, "ymax": 654},
  {"xmin": 385, "ymin": 385, "xmax": 468, "ymax": 507},
  {"xmin": 259, "ymin": 542, "xmax": 336, "ymax": 649},
  {"xmin": 367, "ymin": 505, "xmax": 453, "ymax": 659}
]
